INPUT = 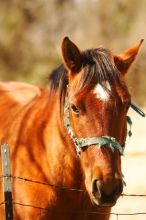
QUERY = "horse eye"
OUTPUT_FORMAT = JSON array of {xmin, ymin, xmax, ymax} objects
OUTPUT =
[{"xmin": 71, "ymin": 104, "xmax": 79, "ymax": 113}]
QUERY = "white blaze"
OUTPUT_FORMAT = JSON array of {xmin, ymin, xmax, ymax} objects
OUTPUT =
[{"xmin": 93, "ymin": 82, "xmax": 111, "ymax": 101}]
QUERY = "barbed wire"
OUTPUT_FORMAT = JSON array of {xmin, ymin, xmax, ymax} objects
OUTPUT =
[
  {"xmin": 0, "ymin": 175, "xmax": 85, "ymax": 192},
  {"xmin": 122, "ymin": 193, "xmax": 146, "ymax": 197},
  {"xmin": 1, "ymin": 174, "xmax": 146, "ymax": 218},
  {"xmin": 1, "ymin": 200, "xmax": 146, "ymax": 217},
  {"xmin": 1, "ymin": 175, "xmax": 146, "ymax": 197},
  {"xmin": 0, "ymin": 201, "xmax": 5, "ymax": 206}
]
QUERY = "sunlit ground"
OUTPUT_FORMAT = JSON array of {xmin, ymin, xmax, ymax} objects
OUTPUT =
[{"xmin": 111, "ymin": 107, "xmax": 146, "ymax": 220}]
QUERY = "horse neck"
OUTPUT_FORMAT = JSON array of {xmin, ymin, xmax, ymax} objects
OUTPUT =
[{"xmin": 43, "ymin": 90, "xmax": 83, "ymax": 189}]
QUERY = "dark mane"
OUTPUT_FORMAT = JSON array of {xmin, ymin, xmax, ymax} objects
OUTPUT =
[
  {"xmin": 48, "ymin": 64, "xmax": 68, "ymax": 105},
  {"xmin": 49, "ymin": 48, "xmax": 120, "ymax": 103}
]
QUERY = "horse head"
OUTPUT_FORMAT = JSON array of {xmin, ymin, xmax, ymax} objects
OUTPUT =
[{"xmin": 61, "ymin": 37, "xmax": 143, "ymax": 207}]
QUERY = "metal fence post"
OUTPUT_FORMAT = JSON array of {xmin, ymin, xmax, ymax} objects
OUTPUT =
[{"xmin": 1, "ymin": 144, "xmax": 13, "ymax": 220}]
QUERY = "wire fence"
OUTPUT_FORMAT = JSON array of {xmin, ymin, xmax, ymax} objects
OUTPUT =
[{"xmin": 1, "ymin": 174, "xmax": 146, "ymax": 219}]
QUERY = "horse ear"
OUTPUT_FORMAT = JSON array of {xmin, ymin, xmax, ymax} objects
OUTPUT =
[
  {"xmin": 114, "ymin": 39, "xmax": 144, "ymax": 74},
  {"xmin": 61, "ymin": 37, "xmax": 82, "ymax": 73}
]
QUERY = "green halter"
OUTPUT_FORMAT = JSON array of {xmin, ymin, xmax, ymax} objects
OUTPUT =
[{"xmin": 64, "ymin": 98, "xmax": 124, "ymax": 156}]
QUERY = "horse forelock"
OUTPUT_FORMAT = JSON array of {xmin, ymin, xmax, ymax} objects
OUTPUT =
[
  {"xmin": 79, "ymin": 48, "xmax": 121, "ymax": 92},
  {"xmin": 48, "ymin": 47, "xmax": 122, "ymax": 109}
]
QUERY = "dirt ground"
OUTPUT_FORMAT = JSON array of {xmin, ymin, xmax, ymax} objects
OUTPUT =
[{"xmin": 110, "ymin": 107, "xmax": 146, "ymax": 220}]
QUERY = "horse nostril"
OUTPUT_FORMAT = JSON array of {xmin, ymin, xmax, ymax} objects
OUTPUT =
[
  {"xmin": 92, "ymin": 180, "xmax": 102, "ymax": 199},
  {"xmin": 103, "ymin": 178, "xmax": 123, "ymax": 197},
  {"xmin": 92, "ymin": 179, "xmax": 123, "ymax": 199},
  {"xmin": 91, "ymin": 179, "xmax": 123, "ymax": 206}
]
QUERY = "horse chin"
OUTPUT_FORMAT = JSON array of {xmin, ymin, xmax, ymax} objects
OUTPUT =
[{"xmin": 90, "ymin": 195, "xmax": 116, "ymax": 207}]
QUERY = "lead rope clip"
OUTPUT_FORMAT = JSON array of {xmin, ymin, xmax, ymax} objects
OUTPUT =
[{"xmin": 127, "ymin": 115, "xmax": 132, "ymax": 138}]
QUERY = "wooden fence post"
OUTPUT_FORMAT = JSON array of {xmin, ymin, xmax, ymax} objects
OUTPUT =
[{"xmin": 1, "ymin": 144, "xmax": 13, "ymax": 220}]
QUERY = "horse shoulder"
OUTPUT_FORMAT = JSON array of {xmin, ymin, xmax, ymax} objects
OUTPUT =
[{"xmin": 0, "ymin": 82, "xmax": 42, "ymax": 142}]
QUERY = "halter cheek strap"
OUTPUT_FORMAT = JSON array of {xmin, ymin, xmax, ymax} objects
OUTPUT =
[{"xmin": 64, "ymin": 98, "xmax": 124, "ymax": 156}]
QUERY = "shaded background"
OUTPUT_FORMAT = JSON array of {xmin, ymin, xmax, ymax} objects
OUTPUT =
[
  {"xmin": 0, "ymin": 0, "xmax": 146, "ymax": 105},
  {"xmin": 0, "ymin": 1, "xmax": 146, "ymax": 219}
]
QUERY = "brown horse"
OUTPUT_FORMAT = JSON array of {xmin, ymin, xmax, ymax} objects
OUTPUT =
[{"xmin": 0, "ymin": 37, "xmax": 143, "ymax": 220}]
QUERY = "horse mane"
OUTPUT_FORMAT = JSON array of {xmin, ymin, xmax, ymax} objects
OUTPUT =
[{"xmin": 48, "ymin": 48, "xmax": 121, "ymax": 106}]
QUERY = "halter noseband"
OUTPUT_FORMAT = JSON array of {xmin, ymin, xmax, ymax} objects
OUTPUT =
[{"xmin": 64, "ymin": 98, "xmax": 124, "ymax": 156}]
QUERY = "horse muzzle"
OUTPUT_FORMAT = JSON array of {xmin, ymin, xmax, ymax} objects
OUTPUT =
[{"xmin": 91, "ymin": 178, "xmax": 123, "ymax": 206}]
